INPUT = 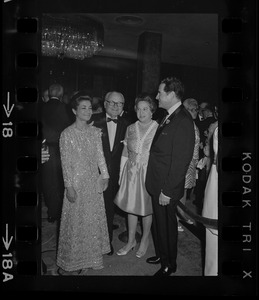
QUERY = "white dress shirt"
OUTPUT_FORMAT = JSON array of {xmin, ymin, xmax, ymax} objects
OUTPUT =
[
  {"xmin": 166, "ymin": 101, "xmax": 182, "ymax": 120},
  {"xmin": 106, "ymin": 113, "xmax": 117, "ymax": 151}
]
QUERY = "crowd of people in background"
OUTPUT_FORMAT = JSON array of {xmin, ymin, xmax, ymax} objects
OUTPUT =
[{"xmin": 41, "ymin": 78, "xmax": 218, "ymax": 276}]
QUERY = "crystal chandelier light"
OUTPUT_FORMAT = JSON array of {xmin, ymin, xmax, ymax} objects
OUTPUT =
[{"xmin": 41, "ymin": 14, "xmax": 104, "ymax": 60}]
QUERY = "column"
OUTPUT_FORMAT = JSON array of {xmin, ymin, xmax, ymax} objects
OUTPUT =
[{"xmin": 136, "ymin": 31, "xmax": 162, "ymax": 94}]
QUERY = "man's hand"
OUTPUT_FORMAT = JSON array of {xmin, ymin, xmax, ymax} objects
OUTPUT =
[{"xmin": 159, "ymin": 192, "xmax": 171, "ymax": 206}]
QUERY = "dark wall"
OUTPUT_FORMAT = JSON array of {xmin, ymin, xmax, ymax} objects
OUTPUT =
[
  {"xmin": 161, "ymin": 63, "xmax": 218, "ymax": 106},
  {"xmin": 40, "ymin": 56, "xmax": 137, "ymax": 112},
  {"xmin": 41, "ymin": 55, "xmax": 218, "ymax": 113}
]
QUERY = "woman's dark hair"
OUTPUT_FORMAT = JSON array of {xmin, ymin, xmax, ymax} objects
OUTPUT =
[
  {"xmin": 70, "ymin": 91, "xmax": 92, "ymax": 110},
  {"xmin": 134, "ymin": 93, "xmax": 157, "ymax": 113}
]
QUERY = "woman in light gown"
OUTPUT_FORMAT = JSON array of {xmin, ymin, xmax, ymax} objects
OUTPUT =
[
  {"xmin": 177, "ymin": 98, "xmax": 200, "ymax": 231},
  {"xmin": 56, "ymin": 95, "xmax": 110, "ymax": 275},
  {"xmin": 114, "ymin": 94, "xmax": 158, "ymax": 258},
  {"xmin": 202, "ymin": 125, "xmax": 218, "ymax": 276}
]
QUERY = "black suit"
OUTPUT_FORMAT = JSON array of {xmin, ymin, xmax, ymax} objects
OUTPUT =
[
  {"xmin": 146, "ymin": 105, "xmax": 195, "ymax": 268},
  {"xmin": 41, "ymin": 98, "xmax": 72, "ymax": 220},
  {"xmin": 91, "ymin": 113, "xmax": 130, "ymax": 242}
]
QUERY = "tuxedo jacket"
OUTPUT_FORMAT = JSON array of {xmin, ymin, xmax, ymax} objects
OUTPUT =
[
  {"xmin": 91, "ymin": 112, "xmax": 130, "ymax": 186},
  {"xmin": 146, "ymin": 105, "xmax": 195, "ymax": 201},
  {"xmin": 41, "ymin": 98, "xmax": 72, "ymax": 145}
]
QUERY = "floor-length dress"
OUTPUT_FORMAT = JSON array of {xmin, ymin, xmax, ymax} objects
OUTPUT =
[
  {"xmin": 114, "ymin": 120, "xmax": 158, "ymax": 216},
  {"xmin": 57, "ymin": 124, "xmax": 110, "ymax": 271},
  {"xmin": 202, "ymin": 126, "xmax": 218, "ymax": 276}
]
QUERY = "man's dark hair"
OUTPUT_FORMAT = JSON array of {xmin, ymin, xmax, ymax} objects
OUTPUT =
[{"xmin": 161, "ymin": 77, "xmax": 185, "ymax": 100}]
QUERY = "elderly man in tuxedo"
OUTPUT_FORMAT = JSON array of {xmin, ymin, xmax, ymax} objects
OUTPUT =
[
  {"xmin": 91, "ymin": 91, "xmax": 130, "ymax": 255},
  {"xmin": 145, "ymin": 77, "xmax": 195, "ymax": 276}
]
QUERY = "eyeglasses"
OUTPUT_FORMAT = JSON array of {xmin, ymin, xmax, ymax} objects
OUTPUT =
[{"xmin": 106, "ymin": 100, "xmax": 124, "ymax": 107}]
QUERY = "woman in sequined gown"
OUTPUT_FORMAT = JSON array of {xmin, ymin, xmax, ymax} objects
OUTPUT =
[
  {"xmin": 56, "ymin": 95, "xmax": 110, "ymax": 275},
  {"xmin": 114, "ymin": 94, "xmax": 158, "ymax": 258}
]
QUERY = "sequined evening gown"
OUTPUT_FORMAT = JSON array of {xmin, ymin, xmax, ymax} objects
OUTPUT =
[
  {"xmin": 185, "ymin": 123, "xmax": 200, "ymax": 189},
  {"xmin": 57, "ymin": 124, "xmax": 110, "ymax": 271}
]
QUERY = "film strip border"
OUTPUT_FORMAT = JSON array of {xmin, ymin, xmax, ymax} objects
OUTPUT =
[
  {"xmin": 219, "ymin": 4, "xmax": 257, "ymax": 291},
  {"xmin": 1, "ymin": 0, "xmax": 257, "ymax": 295},
  {"xmin": 2, "ymin": 0, "xmax": 40, "ymax": 285}
]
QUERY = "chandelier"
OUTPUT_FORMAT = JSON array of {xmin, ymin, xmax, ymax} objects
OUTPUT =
[{"xmin": 41, "ymin": 14, "xmax": 104, "ymax": 60}]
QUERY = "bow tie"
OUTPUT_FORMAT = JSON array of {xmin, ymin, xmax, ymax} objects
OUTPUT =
[{"xmin": 107, "ymin": 117, "xmax": 118, "ymax": 123}]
